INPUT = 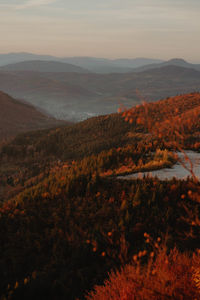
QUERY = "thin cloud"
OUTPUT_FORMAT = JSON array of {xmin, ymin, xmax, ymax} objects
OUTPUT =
[
  {"xmin": 0, "ymin": 0, "xmax": 58, "ymax": 10},
  {"xmin": 18, "ymin": 0, "xmax": 58, "ymax": 9}
]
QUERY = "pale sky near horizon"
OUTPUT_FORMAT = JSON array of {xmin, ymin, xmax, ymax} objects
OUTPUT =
[{"xmin": 0, "ymin": 0, "xmax": 200, "ymax": 62}]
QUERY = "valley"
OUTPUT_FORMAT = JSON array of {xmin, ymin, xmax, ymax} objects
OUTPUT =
[{"xmin": 0, "ymin": 61, "xmax": 200, "ymax": 121}]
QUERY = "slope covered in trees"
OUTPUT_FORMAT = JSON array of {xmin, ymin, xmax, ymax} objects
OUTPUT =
[
  {"xmin": 2, "ymin": 92, "xmax": 200, "ymax": 162},
  {"xmin": 0, "ymin": 93, "xmax": 200, "ymax": 299}
]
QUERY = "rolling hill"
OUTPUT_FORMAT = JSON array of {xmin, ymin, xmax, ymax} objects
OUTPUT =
[
  {"xmin": 0, "ymin": 71, "xmax": 97, "ymax": 121},
  {"xmin": 0, "ymin": 52, "xmax": 60, "ymax": 66},
  {"xmin": 0, "ymin": 60, "xmax": 90, "ymax": 73},
  {"xmin": 0, "ymin": 63, "xmax": 200, "ymax": 122},
  {"xmin": 0, "ymin": 91, "xmax": 66, "ymax": 140},
  {"xmin": 0, "ymin": 52, "xmax": 163, "ymax": 73},
  {"xmin": 133, "ymin": 58, "xmax": 200, "ymax": 72},
  {"xmin": 60, "ymin": 57, "xmax": 164, "ymax": 73}
]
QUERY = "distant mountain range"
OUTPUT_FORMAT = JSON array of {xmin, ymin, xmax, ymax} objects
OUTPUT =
[
  {"xmin": 0, "ymin": 64, "xmax": 200, "ymax": 122},
  {"xmin": 60, "ymin": 57, "xmax": 164, "ymax": 73},
  {"xmin": 133, "ymin": 58, "xmax": 200, "ymax": 72},
  {"xmin": 0, "ymin": 52, "xmax": 60, "ymax": 66},
  {"xmin": 0, "ymin": 53, "xmax": 200, "ymax": 122},
  {"xmin": 0, "ymin": 91, "xmax": 66, "ymax": 140},
  {"xmin": 0, "ymin": 60, "xmax": 89, "ymax": 73},
  {"xmin": 0, "ymin": 53, "xmax": 199, "ymax": 74},
  {"xmin": 0, "ymin": 52, "xmax": 164, "ymax": 73}
]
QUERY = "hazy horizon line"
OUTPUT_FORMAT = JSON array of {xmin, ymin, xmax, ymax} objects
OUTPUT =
[{"xmin": 0, "ymin": 51, "xmax": 199, "ymax": 63}]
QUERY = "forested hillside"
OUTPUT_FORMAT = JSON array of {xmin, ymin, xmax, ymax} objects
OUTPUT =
[{"xmin": 1, "ymin": 93, "xmax": 200, "ymax": 299}]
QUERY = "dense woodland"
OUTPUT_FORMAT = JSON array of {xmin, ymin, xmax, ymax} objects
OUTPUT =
[{"xmin": 1, "ymin": 93, "xmax": 200, "ymax": 299}]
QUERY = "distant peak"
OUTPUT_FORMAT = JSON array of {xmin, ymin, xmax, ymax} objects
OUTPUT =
[{"xmin": 167, "ymin": 58, "xmax": 187, "ymax": 64}]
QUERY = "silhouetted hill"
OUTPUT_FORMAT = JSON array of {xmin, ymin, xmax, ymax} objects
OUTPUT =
[
  {"xmin": 61, "ymin": 57, "xmax": 163, "ymax": 73},
  {"xmin": 0, "ymin": 91, "xmax": 66, "ymax": 140},
  {"xmin": 61, "ymin": 57, "xmax": 133, "ymax": 73},
  {"xmin": 0, "ymin": 52, "xmax": 164, "ymax": 73},
  {"xmin": 134, "ymin": 58, "xmax": 200, "ymax": 72},
  {"xmin": 2, "ymin": 53, "xmax": 199, "ymax": 74},
  {"xmin": 0, "ymin": 52, "xmax": 59, "ymax": 66},
  {"xmin": 0, "ymin": 60, "xmax": 89, "ymax": 73},
  {"xmin": 113, "ymin": 57, "xmax": 164, "ymax": 68}
]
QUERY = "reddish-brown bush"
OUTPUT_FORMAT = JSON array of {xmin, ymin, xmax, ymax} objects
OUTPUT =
[{"xmin": 86, "ymin": 245, "xmax": 200, "ymax": 300}]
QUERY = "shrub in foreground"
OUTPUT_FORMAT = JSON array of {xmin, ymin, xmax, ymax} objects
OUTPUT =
[{"xmin": 86, "ymin": 244, "xmax": 200, "ymax": 300}]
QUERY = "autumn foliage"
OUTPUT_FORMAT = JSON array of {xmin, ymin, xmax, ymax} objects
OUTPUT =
[
  {"xmin": 0, "ymin": 93, "xmax": 200, "ymax": 299},
  {"xmin": 87, "ymin": 243, "xmax": 200, "ymax": 300}
]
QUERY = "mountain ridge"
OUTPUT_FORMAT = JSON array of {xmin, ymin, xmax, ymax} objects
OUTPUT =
[
  {"xmin": 0, "ymin": 60, "xmax": 90, "ymax": 73},
  {"xmin": 133, "ymin": 58, "xmax": 200, "ymax": 72},
  {"xmin": 0, "ymin": 64, "xmax": 200, "ymax": 121},
  {"xmin": 0, "ymin": 52, "xmax": 164, "ymax": 73}
]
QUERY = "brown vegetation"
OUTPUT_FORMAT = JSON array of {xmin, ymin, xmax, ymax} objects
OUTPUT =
[
  {"xmin": 0, "ymin": 93, "xmax": 200, "ymax": 299},
  {"xmin": 122, "ymin": 92, "xmax": 200, "ymax": 180},
  {"xmin": 87, "ymin": 240, "xmax": 200, "ymax": 300}
]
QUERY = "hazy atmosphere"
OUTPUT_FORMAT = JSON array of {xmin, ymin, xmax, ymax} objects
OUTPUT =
[
  {"xmin": 1, "ymin": 0, "xmax": 200, "ymax": 61},
  {"xmin": 1, "ymin": 1, "xmax": 200, "ymax": 300}
]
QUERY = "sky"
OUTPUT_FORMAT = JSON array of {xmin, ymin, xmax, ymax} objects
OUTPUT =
[{"xmin": 0, "ymin": 0, "xmax": 200, "ymax": 61}]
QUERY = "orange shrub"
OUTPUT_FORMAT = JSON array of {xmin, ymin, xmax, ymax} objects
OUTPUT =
[{"xmin": 86, "ymin": 246, "xmax": 200, "ymax": 300}]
